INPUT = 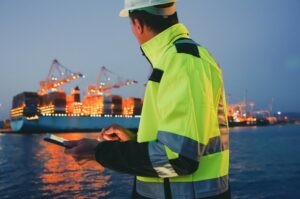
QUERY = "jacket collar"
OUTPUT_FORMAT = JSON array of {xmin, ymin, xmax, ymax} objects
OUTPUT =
[{"xmin": 141, "ymin": 23, "xmax": 190, "ymax": 67}]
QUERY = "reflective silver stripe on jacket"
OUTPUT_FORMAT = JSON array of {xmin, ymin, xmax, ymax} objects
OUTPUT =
[
  {"xmin": 218, "ymin": 86, "xmax": 230, "ymax": 150},
  {"xmin": 148, "ymin": 141, "xmax": 178, "ymax": 178},
  {"xmin": 136, "ymin": 175, "xmax": 229, "ymax": 199},
  {"xmin": 156, "ymin": 131, "xmax": 229, "ymax": 162},
  {"xmin": 148, "ymin": 130, "xmax": 229, "ymax": 178}
]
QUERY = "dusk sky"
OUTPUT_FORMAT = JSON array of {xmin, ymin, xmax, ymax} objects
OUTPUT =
[{"xmin": 0, "ymin": 0, "xmax": 300, "ymax": 120}]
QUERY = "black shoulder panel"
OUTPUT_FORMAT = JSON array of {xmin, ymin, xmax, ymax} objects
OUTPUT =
[
  {"xmin": 174, "ymin": 39, "xmax": 200, "ymax": 58},
  {"xmin": 149, "ymin": 68, "xmax": 164, "ymax": 83}
]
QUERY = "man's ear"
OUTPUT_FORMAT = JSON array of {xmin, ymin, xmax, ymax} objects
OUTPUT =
[{"xmin": 133, "ymin": 18, "xmax": 144, "ymax": 35}]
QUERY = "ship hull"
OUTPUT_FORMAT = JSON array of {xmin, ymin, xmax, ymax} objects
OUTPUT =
[{"xmin": 11, "ymin": 116, "xmax": 140, "ymax": 133}]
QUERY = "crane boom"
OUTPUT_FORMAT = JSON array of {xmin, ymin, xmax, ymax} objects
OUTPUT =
[
  {"xmin": 86, "ymin": 66, "xmax": 138, "ymax": 96},
  {"xmin": 38, "ymin": 59, "xmax": 83, "ymax": 95}
]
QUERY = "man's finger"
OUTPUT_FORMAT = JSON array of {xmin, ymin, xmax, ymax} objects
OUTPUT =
[
  {"xmin": 101, "ymin": 124, "xmax": 115, "ymax": 132},
  {"xmin": 99, "ymin": 127, "xmax": 112, "ymax": 141},
  {"xmin": 103, "ymin": 133, "xmax": 120, "ymax": 141},
  {"xmin": 106, "ymin": 127, "xmax": 122, "ymax": 135},
  {"xmin": 97, "ymin": 133, "xmax": 104, "ymax": 141}
]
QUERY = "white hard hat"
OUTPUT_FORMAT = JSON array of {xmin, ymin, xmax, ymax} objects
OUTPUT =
[{"xmin": 120, "ymin": 0, "xmax": 177, "ymax": 17}]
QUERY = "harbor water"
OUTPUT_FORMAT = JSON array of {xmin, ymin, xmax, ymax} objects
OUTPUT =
[{"xmin": 0, "ymin": 125, "xmax": 300, "ymax": 198}]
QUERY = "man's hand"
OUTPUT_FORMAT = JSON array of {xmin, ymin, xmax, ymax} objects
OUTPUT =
[
  {"xmin": 64, "ymin": 138, "xmax": 104, "ymax": 171},
  {"xmin": 98, "ymin": 124, "xmax": 137, "ymax": 142}
]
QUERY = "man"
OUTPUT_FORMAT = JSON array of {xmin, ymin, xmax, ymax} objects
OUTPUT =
[{"xmin": 65, "ymin": 0, "xmax": 231, "ymax": 198}]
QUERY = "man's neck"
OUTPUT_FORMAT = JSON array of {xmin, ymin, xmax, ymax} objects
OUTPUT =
[{"xmin": 139, "ymin": 28, "xmax": 158, "ymax": 45}]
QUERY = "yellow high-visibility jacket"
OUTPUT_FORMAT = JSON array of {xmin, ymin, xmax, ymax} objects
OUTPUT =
[{"xmin": 136, "ymin": 23, "xmax": 230, "ymax": 198}]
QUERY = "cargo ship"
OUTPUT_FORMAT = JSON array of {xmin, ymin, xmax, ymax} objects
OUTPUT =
[{"xmin": 10, "ymin": 60, "xmax": 142, "ymax": 133}]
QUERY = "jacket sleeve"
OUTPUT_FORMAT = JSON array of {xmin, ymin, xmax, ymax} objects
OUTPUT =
[{"xmin": 95, "ymin": 140, "xmax": 198, "ymax": 177}]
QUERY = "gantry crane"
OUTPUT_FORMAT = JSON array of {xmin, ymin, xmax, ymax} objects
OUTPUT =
[
  {"xmin": 86, "ymin": 66, "xmax": 137, "ymax": 96},
  {"xmin": 38, "ymin": 59, "xmax": 84, "ymax": 95}
]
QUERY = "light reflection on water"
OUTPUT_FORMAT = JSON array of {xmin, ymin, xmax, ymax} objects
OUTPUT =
[
  {"xmin": 37, "ymin": 133, "xmax": 112, "ymax": 198},
  {"xmin": 0, "ymin": 132, "xmax": 132, "ymax": 198},
  {"xmin": 36, "ymin": 134, "xmax": 106, "ymax": 196}
]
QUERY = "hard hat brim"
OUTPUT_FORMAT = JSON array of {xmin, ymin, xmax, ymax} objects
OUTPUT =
[{"xmin": 119, "ymin": 9, "xmax": 129, "ymax": 17}]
